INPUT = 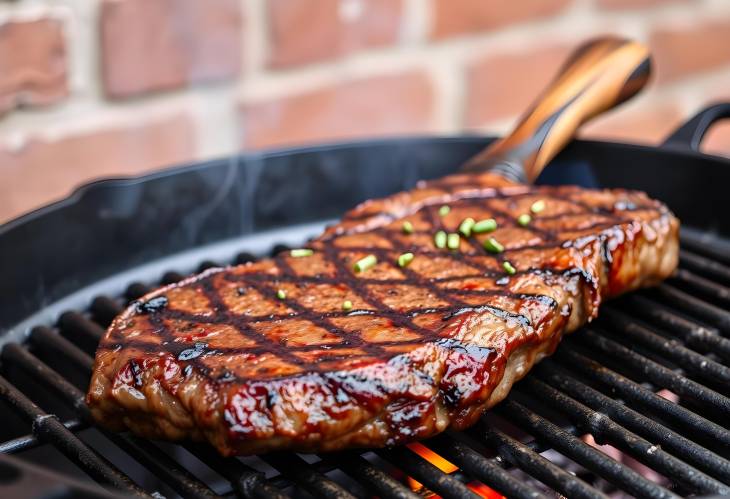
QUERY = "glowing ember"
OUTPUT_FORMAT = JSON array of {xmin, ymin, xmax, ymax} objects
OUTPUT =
[
  {"xmin": 405, "ymin": 442, "xmax": 504, "ymax": 498},
  {"xmin": 467, "ymin": 481, "xmax": 504, "ymax": 499},
  {"xmin": 407, "ymin": 442, "xmax": 458, "ymax": 473}
]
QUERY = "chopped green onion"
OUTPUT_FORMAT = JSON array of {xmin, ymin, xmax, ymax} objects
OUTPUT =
[
  {"xmin": 276, "ymin": 289, "xmax": 287, "ymax": 300},
  {"xmin": 517, "ymin": 213, "xmax": 531, "ymax": 226},
  {"xmin": 502, "ymin": 261, "xmax": 517, "ymax": 275},
  {"xmin": 483, "ymin": 237, "xmax": 504, "ymax": 253},
  {"xmin": 342, "ymin": 300, "xmax": 353, "ymax": 311},
  {"xmin": 447, "ymin": 233, "xmax": 460, "ymax": 250},
  {"xmin": 397, "ymin": 252, "xmax": 414, "ymax": 267},
  {"xmin": 290, "ymin": 248, "xmax": 314, "ymax": 257},
  {"xmin": 434, "ymin": 230, "xmax": 447, "ymax": 248},
  {"xmin": 459, "ymin": 217, "xmax": 475, "ymax": 237},
  {"xmin": 353, "ymin": 254, "xmax": 377, "ymax": 273},
  {"xmin": 530, "ymin": 200, "xmax": 546, "ymax": 213},
  {"xmin": 439, "ymin": 205, "xmax": 451, "ymax": 217},
  {"xmin": 402, "ymin": 221, "xmax": 414, "ymax": 234},
  {"xmin": 473, "ymin": 218, "xmax": 497, "ymax": 233}
]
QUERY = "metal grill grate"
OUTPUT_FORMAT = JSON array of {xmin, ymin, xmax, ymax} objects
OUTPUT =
[{"xmin": 0, "ymin": 230, "xmax": 729, "ymax": 499}]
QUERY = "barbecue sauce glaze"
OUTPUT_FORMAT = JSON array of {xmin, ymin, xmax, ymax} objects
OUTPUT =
[{"xmin": 88, "ymin": 172, "xmax": 678, "ymax": 455}]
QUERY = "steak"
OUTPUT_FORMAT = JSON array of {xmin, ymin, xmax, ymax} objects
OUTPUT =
[{"xmin": 87, "ymin": 171, "xmax": 679, "ymax": 456}]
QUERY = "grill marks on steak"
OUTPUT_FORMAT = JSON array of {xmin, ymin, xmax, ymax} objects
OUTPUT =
[{"xmin": 87, "ymin": 173, "xmax": 679, "ymax": 455}]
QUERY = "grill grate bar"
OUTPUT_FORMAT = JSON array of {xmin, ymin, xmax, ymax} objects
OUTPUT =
[
  {"xmin": 671, "ymin": 268, "xmax": 730, "ymax": 308},
  {"xmin": 2, "ymin": 343, "xmax": 89, "ymax": 414},
  {"xmin": 0, "ymin": 418, "xmax": 86, "ymax": 454},
  {"xmin": 622, "ymin": 295, "xmax": 730, "ymax": 362},
  {"xmin": 472, "ymin": 421, "xmax": 607, "ymax": 499},
  {"xmin": 198, "ymin": 260, "xmax": 222, "ymax": 272},
  {"xmin": 58, "ymin": 311, "xmax": 105, "ymax": 352},
  {"xmin": 679, "ymin": 249, "xmax": 730, "ymax": 286},
  {"xmin": 554, "ymin": 346, "xmax": 730, "ymax": 452},
  {"xmin": 1, "ymin": 342, "xmax": 222, "ymax": 499},
  {"xmin": 653, "ymin": 283, "xmax": 730, "ymax": 333},
  {"xmin": 261, "ymin": 453, "xmax": 356, "ymax": 499},
  {"xmin": 162, "ymin": 271, "xmax": 186, "ymax": 284},
  {"xmin": 109, "ymin": 436, "xmax": 222, "ymax": 499},
  {"xmin": 30, "ymin": 326, "xmax": 94, "ymax": 371},
  {"xmin": 334, "ymin": 452, "xmax": 421, "ymax": 499},
  {"xmin": 599, "ymin": 307, "xmax": 730, "ymax": 386},
  {"xmin": 679, "ymin": 233, "xmax": 730, "ymax": 266},
  {"xmin": 579, "ymin": 327, "xmax": 730, "ymax": 418},
  {"xmin": 534, "ymin": 361, "xmax": 730, "ymax": 489},
  {"xmin": 427, "ymin": 433, "xmax": 550, "ymax": 499},
  {"xmin": 377, "ymin": 447, "xmax": 481, "ymax": 499},
  {"xmin": 126, "ymin": 282, "xmax": 152, "ymax": 301},
  {"xmin": 91, "ymin": 296, "xmax": 124, "ymax": 327},
  {"xmin": 0, "ymin": 372, "xmax": 147, "ymax": 496},
  {"xmin": 185, "ymin": 444, "xmax": 288, "ymax": 499},
  {"xmin": 494, "ymin": 399, "xmax": 679, "ymax": 499},
  {"xmin": 235, "ymin": 252, "xmax": 258, "ymax": 265}
]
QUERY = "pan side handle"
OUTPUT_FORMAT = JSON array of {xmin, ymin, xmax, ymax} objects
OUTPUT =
[
  {"xmin": 663, "ymin": 102, "xmax": 730, "ymax": 153},
  {"xmin": 462, "ymin": 36, "xmax": 651, "ymax": 184}
]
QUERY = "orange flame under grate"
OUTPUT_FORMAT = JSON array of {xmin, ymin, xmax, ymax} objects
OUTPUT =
[{"xmin": 406, "ymin": 442, "xmax": 504, "ymax": 498}]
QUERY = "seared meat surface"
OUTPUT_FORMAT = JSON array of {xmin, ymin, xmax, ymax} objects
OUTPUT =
[{"xmin": 87, "ymin": 172, "xmax": 678, "ymax": 455}]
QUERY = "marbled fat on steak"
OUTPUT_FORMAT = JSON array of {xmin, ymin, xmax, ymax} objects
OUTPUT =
[{"xmin": 87, "ymin": 171, "xmax": 679, "ymax": 455}]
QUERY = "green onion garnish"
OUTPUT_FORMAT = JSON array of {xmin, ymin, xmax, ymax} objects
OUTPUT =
[
  {"xmin": 434, "ymin": 230, "xmax": 447, "ymax": 249},
  {"xmin": 530, "ymin": 200, "xmax": 546, "ymax": 213},
  {"xmin": 503, "ymin": 261, "xmax": 517, "ymax": 275},
  {"xmin": 290, "ymin": 248, "xmax": 314, "ymax": 257},
  {"xmin": 517, "ymin": 214, "xmax": 531, "ymax": 226},
  {"xmin": 353, "ymin": 254, "xmax": 377, "ymax": 273},
  {"xmin": 473, "ymin": 218, "xmax": 497, "ymax": 233},
  {"xmin": 439, "ymin": 205, "xmax": 451, "ymax": 217},
  {"xmin": 276, "ymin": 289, "xmax": 287, "ymax": 300},
  {"xmin": 402, "ymin": 221, "xmax": 414, "ymax": 234},
  {"xmin": 397, "ymin": 252, "xmax": 414, "ymax": 267},
  {"xmin": 342, "ymin": 300, "xmax": 353, "ymax": 311},
  {"xmin": 483, "ymin": 237, "xmax": 504, "ymax": 253},
  {"xmin": 459, "ymin": 217, "xmax": 475, "ymax": 237},
  {"xmin": 447, "ymin": 233, "xmax": 460, "ymax": 250}
]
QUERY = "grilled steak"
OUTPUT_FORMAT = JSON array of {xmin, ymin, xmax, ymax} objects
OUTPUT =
[{"xmin": 87, "ymin": 171, "xmax": 678, "ymax": 456}]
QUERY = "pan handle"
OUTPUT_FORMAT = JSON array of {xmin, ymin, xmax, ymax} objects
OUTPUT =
[
  {"xmin": 662, "ymin": 102, "xmax": 730, "ymax": 152},
  {"xmin": 462, "ymin": 36, "xmax": 651, "ymax": 184}
]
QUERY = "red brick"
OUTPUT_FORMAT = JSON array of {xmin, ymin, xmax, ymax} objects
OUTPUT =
[
  {"xmin": 241, "ymin": 72, "xmax": 433, "ymax": 149},
  {"xmin": 431, "ymin": 0, "xmax": 571, "ymax": 40},
  {"xmin": 0, "ymin": 114, "xmax": 196, "ymax": 223},
  {"xmin": 0, "ymin": 19, "xmax": 67, "ymax": 115},
  {"xmin": 267, "ymin": 0, "xmax": 403, "ymax": 68},
  {"xmin": 580, "ymin": 100, "xmax": 684, "ymax": 145},
  {"xmin": 465, "ymin": 43, "xmax": 574, "ymax": 126},
  {"xmin": 650, "ymin": 20, "xmax": 730, "ymax": 84},
  {"xmin": 100, "ymin": 0, "xmax": 243, "ymax": 98},
  {"xmin": 597, "ymin": 0, "xmax": 687, "ymax": 9}
]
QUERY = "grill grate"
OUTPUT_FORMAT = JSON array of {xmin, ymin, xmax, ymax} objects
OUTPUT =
[{"xmin": 0, "ymin": 231, "xmax": 729, "ymax": 498}]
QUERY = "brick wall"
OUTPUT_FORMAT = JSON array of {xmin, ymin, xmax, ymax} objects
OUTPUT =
[{"xmin": 1, "ymin": 0, "xmax": 729, "ymax": 222}]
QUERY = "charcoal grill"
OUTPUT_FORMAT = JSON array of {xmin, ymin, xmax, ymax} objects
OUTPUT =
[{"xmin": 1, "ymin": 103, "xmax": 730, "ymax": 498}]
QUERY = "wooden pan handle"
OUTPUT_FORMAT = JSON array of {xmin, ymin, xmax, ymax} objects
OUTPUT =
[{"xmin": 462, "ymin": 36, "xmax": 651, "ymax": 183}]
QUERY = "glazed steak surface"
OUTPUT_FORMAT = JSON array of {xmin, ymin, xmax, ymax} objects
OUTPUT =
[{"xmin": 87, "ymin": 172, "xmax": 679, "ymax": 456}]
